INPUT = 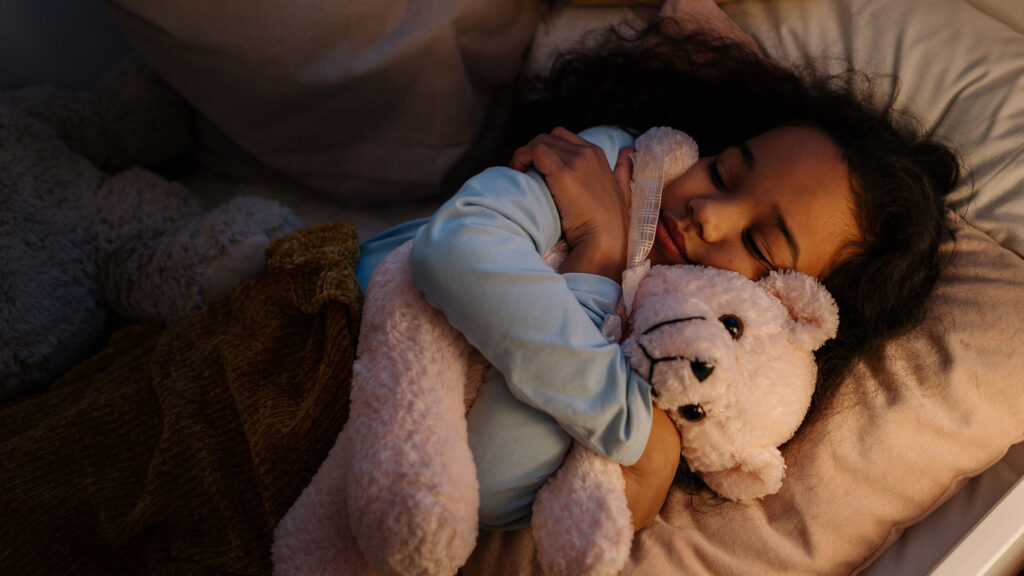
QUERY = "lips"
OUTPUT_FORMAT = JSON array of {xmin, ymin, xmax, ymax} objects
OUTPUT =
[{"xmin": 656, "ymin": 214, "xmax": 690, "ymax": 264}]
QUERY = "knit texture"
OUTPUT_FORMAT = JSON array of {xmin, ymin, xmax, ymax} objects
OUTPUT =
[{"xmin": 0, "ymin": 222, "xmax": 361, "ymax": 576}]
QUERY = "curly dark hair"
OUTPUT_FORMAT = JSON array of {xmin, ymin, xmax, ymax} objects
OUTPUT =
[{"xmin": 494, "ymin": 17, "xmax": 961, "ymax": 421}]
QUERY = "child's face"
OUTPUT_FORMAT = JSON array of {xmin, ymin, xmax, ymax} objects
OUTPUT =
[{"xmin": 650, "ymin": 125, "xmax": 859, "ymax": 280}]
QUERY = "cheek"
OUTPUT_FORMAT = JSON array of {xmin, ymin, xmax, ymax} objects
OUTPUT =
[
  {"xmin": 661, "ymin": 162, "xmax": 707, "ymax": 211},
  {"xmin": 697, "ymin": 247, "xmax": 760, "ymax": 280}
]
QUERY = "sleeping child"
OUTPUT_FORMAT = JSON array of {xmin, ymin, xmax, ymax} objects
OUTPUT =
[{"xmin": 353, "ymin": 17, "xmax": 958, "ymax": 532}]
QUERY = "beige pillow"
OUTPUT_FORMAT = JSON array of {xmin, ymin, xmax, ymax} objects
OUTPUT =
[
  {"xmin": 465, "ymin": 215, "xmax": 1024, "ymax": 575},
  {"xmin": 102, "ymin": 0, "xmax": 541, "ymax": 205}
]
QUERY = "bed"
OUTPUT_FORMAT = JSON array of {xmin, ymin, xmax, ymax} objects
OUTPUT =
[{"xmin": 2, "ymin": 0, "xmax": 1023, "ymax": 574}]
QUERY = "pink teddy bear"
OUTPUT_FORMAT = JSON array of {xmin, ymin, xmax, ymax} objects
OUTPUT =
[{"xmin": 272, "ymin": 240, "xmax": 838, "ymax": 576}]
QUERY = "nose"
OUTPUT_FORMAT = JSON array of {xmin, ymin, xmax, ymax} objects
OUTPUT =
[
  {"xmin": 689, "ymin": 196, "xmax": 746, "ymax": 244},
  {"xmin": 690, "ymin": 360, "xmax": 714, "ymax": 382}
]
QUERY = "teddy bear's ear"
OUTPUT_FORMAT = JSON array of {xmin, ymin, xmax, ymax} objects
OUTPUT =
[
  {"xmin": 700, "ymin": 448, "xmax": 786, "ymax": 502},
  {"xmin": 757, "ymin": 270, "xmax": 839, "ymax": 351}
]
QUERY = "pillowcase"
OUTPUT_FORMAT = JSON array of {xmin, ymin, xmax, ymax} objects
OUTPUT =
[
  {"xmin": 102, "ymin": 0, "xmax": 542, "ymax": 205},
  {"xmin": 862, "ymin": 441, "xmax": 1024, "ymax": 575},
  {"xmin": 963, "ymin": 0, "xmax": 1024, "ymax": 35},
  {"xmin": 466, "ymin": 0, "xmax": 1024, "ymax": 573}
]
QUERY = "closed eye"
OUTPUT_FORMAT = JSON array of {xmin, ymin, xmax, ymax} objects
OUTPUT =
[
  {"xmin": 743, "ymin": 229, "xmax": 772, "ymax": 270},
  {"xmin": 709, "ymin": 157, "xmax": 727, "ymax": 191}
]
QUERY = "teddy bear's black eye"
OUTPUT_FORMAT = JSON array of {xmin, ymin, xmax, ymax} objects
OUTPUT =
[
  {"xmin": 719, "ymin": 315, "xmax": 743, "ymax": 339},
  {"xmin": 679, "ymin": 404, "xmax": 706, "ymax": 422}
]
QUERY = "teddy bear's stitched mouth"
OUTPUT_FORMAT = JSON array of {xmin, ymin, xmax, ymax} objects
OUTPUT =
[{"xmin": 636, "ymin": 340, "xmax": 716, "ymax": 385}]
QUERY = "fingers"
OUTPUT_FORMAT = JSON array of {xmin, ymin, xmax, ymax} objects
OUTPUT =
[
  {"xmin": 509, "ymin": 144, "xmax": 535, "ymax": 172},
  {"xmin": 509, "ymin": 132, "xmax": 635, "ymax": 225},
  {"xmin": 510, "ymin": 134, "xmax": 569, "ymax": 174},
  {"xmin": 549, "ymin": 126, "xmax": 591, "ymax": 146},
  {"xmin": 509, "ymin": 127, "xmax": 599, "ymax": 173}
]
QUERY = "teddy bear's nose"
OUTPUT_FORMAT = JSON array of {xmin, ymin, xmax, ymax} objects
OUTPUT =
[{"xmin": 691, "ymin": 360, "xmax": 714, "ymax": 382}]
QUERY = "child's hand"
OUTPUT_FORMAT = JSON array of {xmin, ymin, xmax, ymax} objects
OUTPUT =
[
  {"xmin": 622, "ymin": 408, "xmax": 681, "ymax": 530},
  {"xmin": 510, "ymin": 127, "xmax": 633, "ymax": 281}
]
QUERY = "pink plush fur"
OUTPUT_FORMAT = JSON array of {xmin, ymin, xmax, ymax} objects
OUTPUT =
[
  {"xmin": 275, "ymin": 240, "xmax": 483, "ymax": 576},
  {"xmin": 273, "ymin": 243, "xmax": 838, "ymax": 576}
]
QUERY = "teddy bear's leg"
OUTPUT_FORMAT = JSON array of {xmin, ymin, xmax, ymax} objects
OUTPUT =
[
  {"xmin": 532, "ymin": 443, "xmax": 634, "ymax": 576},
  {"xmin": 344, "ymin": 242, "xmax": 480, "ymax": 576},
  {"xmin": 272, "ymin": 426, "xmax": 373, "ymax": 576},
  {"xmin": 94, "ymin": 169, "xmax": 301, "ymax": 324},
  {"xmin": 188, "ymin": 195, "xmax": 303, "ymax": 307}
]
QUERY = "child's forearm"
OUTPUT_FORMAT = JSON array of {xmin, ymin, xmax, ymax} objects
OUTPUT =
[{"xmin": 622, "ymin": 408, "xmax": 681, "ymax": 530}]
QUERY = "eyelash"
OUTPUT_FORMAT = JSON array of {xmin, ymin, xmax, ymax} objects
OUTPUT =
[
  {"xmin": 743, "ymin": 230, "xmax": 771, "ymax": 268},
  {"xmin": 709, "ymin": 157, "xmax": 727, "ymax": 191},
  {"xmin": 711, "ymin": 157, "xmax": 771, "ymax": 269}
]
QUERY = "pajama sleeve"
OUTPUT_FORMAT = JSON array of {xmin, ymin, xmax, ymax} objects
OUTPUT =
[{"xmin": 409, "ymin": 126, "xmax": 653, "ymax": 465}]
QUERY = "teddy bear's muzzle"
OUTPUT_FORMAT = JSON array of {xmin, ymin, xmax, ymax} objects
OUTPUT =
[{"xmin": 647, "ymin": 358, "xmax": 715, "ymax": 399}]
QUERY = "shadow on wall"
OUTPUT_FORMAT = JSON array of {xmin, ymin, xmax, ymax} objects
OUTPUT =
[{"xmin": 1, "ymin": 0, "xmax": 133, "ymax": 89}]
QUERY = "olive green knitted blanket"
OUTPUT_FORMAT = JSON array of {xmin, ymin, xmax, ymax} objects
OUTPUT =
[{"xmin": 0, "ymin": 222, "xmax": 362, "ymax": 575}]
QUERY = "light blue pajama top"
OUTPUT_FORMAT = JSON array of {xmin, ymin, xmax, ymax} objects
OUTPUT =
[{"xmin": 355, "ymin": 126, "xmax": 653, "ymax": 529}]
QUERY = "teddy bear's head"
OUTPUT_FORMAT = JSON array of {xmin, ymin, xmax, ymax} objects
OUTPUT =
[{"xmin": 621, "ymin": 264, "xmax": 838, "ymax": 501}]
